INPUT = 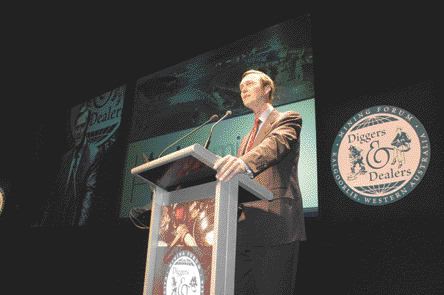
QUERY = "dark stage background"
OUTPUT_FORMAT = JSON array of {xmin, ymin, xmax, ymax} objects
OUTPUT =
[{"xmin": 1, "ymin": 5, "xmax": 443, "ymax": 294}]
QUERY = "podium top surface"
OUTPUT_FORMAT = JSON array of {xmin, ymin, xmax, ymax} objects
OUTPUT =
[
  {"xmin": 131, "ymin": 144, "xmax": 272, "ymax": 201},
  {"xmin": 131, "ymin": 144, "xmax": 218, "ymax": 191}
]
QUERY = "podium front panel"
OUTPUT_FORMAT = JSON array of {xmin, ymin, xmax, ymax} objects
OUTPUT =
[
  {"xmin": 145, "ymin": 182, "xmax": 218, "ymax": 295},
  {"xmin": 152, "ymin": 197, "xmax": 215, "ymax": 294}
]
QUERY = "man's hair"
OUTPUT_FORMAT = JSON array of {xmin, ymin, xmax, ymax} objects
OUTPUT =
[{"xmin": 241, "ymin": 69, "xmax": 276, "ymax": 102}]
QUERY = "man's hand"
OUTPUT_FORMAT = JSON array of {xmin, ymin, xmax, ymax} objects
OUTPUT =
[{"xmin": 213, "ymin": 155, "xmax": 247, "ymax": 181}]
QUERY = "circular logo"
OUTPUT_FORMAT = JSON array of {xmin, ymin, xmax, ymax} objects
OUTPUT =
[
  {"xmin": 331, "ymin": 105, "xmax": 430, "ymax": 205},
  {"xmin": 164, "ymin": 250, "xmax": 204, "ymax": 295}
]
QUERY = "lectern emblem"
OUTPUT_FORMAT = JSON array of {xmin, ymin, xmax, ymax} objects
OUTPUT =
[
  {"xmin": 331, "ymin": 105, "xmax": 430, "ymax": 205},
  {"xmin": 164, "ymin": 250, "xmax": 204, "ymax": 295}
]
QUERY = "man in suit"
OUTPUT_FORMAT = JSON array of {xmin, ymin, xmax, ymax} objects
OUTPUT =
[
  {"xmin": 42, "ymin": 106, "xmax": 102, "ymax": 226},
  {"xmin": 214, "ymin": 69, "xmax": 306, "ymax": 295}
]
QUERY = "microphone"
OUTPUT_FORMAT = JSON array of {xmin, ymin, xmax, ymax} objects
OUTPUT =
[
  {"xmin": 204, "ymin": 110, "xmax": 232, "ymax": 149},
  {"xmin": 157, "ymin": 114, "xmax": 219, "ymax": 158}
]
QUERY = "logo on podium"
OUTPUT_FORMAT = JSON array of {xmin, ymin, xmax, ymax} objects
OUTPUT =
[{"xmin": 164, "ymin": 250, "xmax": 204, "ymax": 295}]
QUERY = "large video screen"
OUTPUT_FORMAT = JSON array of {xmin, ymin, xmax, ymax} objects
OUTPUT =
[{"xmin": 122, "ymin": 15, "xmax": 318, "ymax": 217}]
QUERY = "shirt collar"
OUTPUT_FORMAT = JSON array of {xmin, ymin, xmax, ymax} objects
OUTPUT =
[{"xmin": 258, "ymin": 104, "xmax": 274, "ymax": 124}]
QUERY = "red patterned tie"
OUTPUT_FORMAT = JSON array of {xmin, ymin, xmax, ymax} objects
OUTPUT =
[{"xmin": 246, "ymin": 116, "xmax": 260, "ymax": 153}]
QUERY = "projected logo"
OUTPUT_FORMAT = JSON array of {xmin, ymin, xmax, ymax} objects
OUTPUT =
[
  {"xmin": 72, "ymin": 85, "xmax": 125, "ymax": 148},
  {"xmin": 164, "ymin": 250, "xmax": 204, "ymax": 295},
  {"xmin": 331, "ymin": 105, "xmax": 430, "ymax": 205}
]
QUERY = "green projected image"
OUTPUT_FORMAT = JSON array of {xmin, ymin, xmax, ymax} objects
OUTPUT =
[
  {"xmin": 122, "ymin": 99, "xmax": 317, "ymax": 217},
  {"xmin": 122, "ymin": 15, "xmax": 318, "ymax": 218}
]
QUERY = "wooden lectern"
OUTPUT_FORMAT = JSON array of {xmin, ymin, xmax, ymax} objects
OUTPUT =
[{"xmin": 131, "ymin": 143, "xmax": 272, "ymax": 295}]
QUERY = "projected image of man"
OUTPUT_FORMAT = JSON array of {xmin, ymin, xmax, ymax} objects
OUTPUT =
[{"xmin": 42, "ymin": 106, "xmax": 102, "ymax": 226}]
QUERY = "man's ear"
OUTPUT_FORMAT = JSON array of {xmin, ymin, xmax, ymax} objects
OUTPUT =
[{"xmin": 264, "ymin": 85, "xmax": 271, "ymax": 97}]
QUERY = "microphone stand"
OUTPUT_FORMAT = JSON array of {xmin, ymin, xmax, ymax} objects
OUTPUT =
[
  {"xmin": 204, "ymin": 110, "xmax": 232, "ymax": 149},
  {"xmin": 157, "ymin": 114, "xmax": 219, "ymax": 158}
]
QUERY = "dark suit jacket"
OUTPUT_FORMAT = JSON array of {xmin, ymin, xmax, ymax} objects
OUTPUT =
[
  {"xmin": 237, "ymin": 109, "xmax": 306, "ymax": 246},
  {"xmin": 42, "ymin": 143, "xmax": 102, "ymax": 226}
]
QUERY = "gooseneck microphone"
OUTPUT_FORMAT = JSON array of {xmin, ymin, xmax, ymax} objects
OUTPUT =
[
  {"xmin": 204, "ymin": 110, "xmax": 232, "ymax": 149},
  {"xmin": 157, "ymin": 114, "xmax": 219, "ymax": 158}
]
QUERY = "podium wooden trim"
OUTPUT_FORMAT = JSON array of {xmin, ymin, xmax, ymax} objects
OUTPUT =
[{"xmin": 131, "ymin": 144, "xmax": 272, "ymax": 295}]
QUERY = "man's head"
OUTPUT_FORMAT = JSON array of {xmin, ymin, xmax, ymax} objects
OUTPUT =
[
  {"xmin": 73, "ymin": 108, "xmax": 90, "ymax": 148},
  {"xmin": 239, "ymin": 70, "xmax": 275, "ymax": 111}
]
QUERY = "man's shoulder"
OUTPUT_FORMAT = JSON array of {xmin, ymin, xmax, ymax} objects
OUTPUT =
[{"xmin": 275, "ymin": 110, "xmax": 302, "ymax": 122}]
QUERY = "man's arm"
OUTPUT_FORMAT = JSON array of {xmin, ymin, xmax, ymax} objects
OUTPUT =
[
  {"xmin": 241, "ymin": 112, "xmax": 301, "ymax": 175},
  {"xmin": 78, "ymin": 147, "xmax": 102, "ymax": 225},
  {"xmin": 214, "ymin": 112, "xmax": 301, "ymax": 181}
]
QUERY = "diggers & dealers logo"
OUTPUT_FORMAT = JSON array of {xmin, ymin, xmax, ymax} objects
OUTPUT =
[{"xmin": 331, "ymin": 105, "xmax": 430, "ymax": 205}]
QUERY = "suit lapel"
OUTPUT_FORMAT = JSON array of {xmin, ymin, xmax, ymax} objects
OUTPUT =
[
  {"xmin": 239, "ymin": 110, "xmax": 280, "ymax": 156},
  {"xmin": 252, "ymin": 109, "xmax": 279, "ymax": 147},
  {"xmin": 238, "ymin": 115, "xmax": 259, "ymax": 156},
  {"xmin": 238, "ymin": 134, "xmax": 248, "ymax": 156}
]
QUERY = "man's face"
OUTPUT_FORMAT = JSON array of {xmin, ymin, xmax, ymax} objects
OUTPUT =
[
  {"xmin": 239, "ymin": 73, "xmax": 268, "ymax": 110},
  {"xmin": 73, "ymin": 112, "xmax": 88, "ymax": 147}
]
